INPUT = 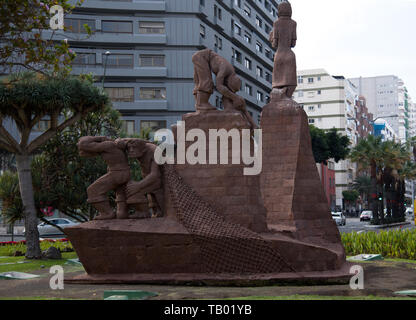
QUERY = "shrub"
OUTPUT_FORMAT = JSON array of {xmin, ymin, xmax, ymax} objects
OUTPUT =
[
  {"xmin": 342, "ymin": 230, "xmax": 416, "ymax": 260},
  {"xmin": 0, "ymin": 239, "xmax": 73, "ymax": 257}
]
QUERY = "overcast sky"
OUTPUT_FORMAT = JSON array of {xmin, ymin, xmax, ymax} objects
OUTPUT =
[{"xmin": 290, "ymin": 0, "xmax": 416, "ymax": 99}]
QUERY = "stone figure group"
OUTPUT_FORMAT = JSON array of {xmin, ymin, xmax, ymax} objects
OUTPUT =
[
  {"xmin": 77, "ymin": 136, "xmax": 163, "ymax": 220},
  {"xmin": 78, "ymin": 2, "xmax": 298, "ymax": 221}
]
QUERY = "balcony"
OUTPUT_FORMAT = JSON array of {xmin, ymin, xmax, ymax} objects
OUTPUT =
[
  {"xmin": 72, "ymin": 66, "xmax": 168, "ymax": 78},
  {"xmin": 113, "ymin": 100, "xmax": 168, "ymax": 111},
  {"xmin": 73, "ymin": 0, "xmax": 166, "ymax": 12}
]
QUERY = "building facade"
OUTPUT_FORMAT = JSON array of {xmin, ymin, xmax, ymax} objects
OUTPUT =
[
  {"xmin": 294, "ymin": 68, "xmax": 361, "ymax": 209},
  {"xmin": 349, "ymin": 75, "xmax": 414, "ymax": 144},
  {"xmin": 41, "ymin": 0, "xmax": 284, "ymax": 136}
]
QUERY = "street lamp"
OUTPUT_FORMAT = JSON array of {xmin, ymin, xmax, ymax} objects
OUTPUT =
[{"xmin": 102, "ymin": 51, "xmax": 111, "ymax": 88}]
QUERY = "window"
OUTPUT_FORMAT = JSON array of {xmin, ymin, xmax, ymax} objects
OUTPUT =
[
  {"xmin": 200, "ymin": 24, "xmax": 206, "ymax": 38},
  {"xmin": 106, "ymin": 54, "xmax": 134, "ymax": 68},
  {"xmin": 140, "ymin": 88, "xmax": 166, "ymax": 100},
  {"xmin": 308, "ymin": 106, "xmax": 315, "ymax": 111},
  {"xmin": 265, "ymin": 95, "xmax": 270, "ymax": 103},
  {"xmin": 272, "ymin": 7, "xmax": 277, "ymax": 17},
  {"xmin": 105, "ymin": 87, "xmax": 134, "ymax": 102},
  {"xmin": 73, "ymin": 52, "xmax": 96, "ymax": 66},
  {"xmin": 200, "ymin": 0, "xmax": 205, "ymax": 6},
  {"xmin": 256, "ymin": 16, "xmax": 263, "ymax": 28},
  {"xmin": 245, "ymin": 84, "xmax": 252, "ymax": 96},
  {"xmin": 257, "ymin": 91, "xmax": 264, "ymax": 102},
  {"xmin": 234, "ymin": 0, "xmax": 241, "ymax": 8},
  {"xmin": 244, "ymin": 58, "xmax": 252, "ymax": 70},
  {"xmin": 214, "ymin": 35, "xmax": 222, "ymax": 49},
  {"xmin": 298, "ymin": 91, "xmax": 304, "ymax": 98},
  {"xmin": 102, "ymin": 21, "xmax": 133, "ymax": 33},
  {"xmin": 139, "ymin": 55, "xmax": 165, "ymax": 67},
  {"xmin": 122, "ymin": 120, "xmax": 136, "ymax": 135},
  {"xmin": 243, "ymin": 4, "xmax": 251, "ymax": 17},
  {"xmin": 265, "ymin": 24, "xmax": 271, "ymax": 34},
  {"xmin": 244, "ymin": 33, "xmax": 251, "ymax": 43},
  {"xmin": 265, "ymin": 72, "xmax": 271, "ymax": 83},
  {"xmin": 317, "ymin": 90, "xmax": 322, "ymax": 95},
  {"xmin": 65, "ymin": 18, "xmax": 95, "ymax": 33},
  {"xmin": 234, "ymin": 23, "xmax": 242, "ymax": 36},
  {"xmin": 265, "ymin": 1, "xmax": 271, "ymax": 11},
  {"xmin": 265, "ymin": 48, "xmax": 273, "ymax": 61},
  {"xmin": 297, "ymin": 76, "xmax": 303, "ymax": 84},
  {"xmin": 33, "ymin": 120, "xmax": 51, "ymax": 132},
  {"xmin": 317, "ymin": 76, "xmax": 321, "ymax": 81},
  {"xmin": 233, "ymin": 49, "xmax": 242, "ymax": 63},
  {"xmin": 140, "ymin": 120, "xmax": 167, "ymax": 138},
  {"xmin": 308, "ymin": 77, "xmax": 314, "ymax": 83},
  {"xmin": 139, "ymin": 21, "xmax": 165, "ymax": 34},
  {"xmin": 214, "ymin": 5, "xmax": 222, "ymax": 20},
  {"xmin": 318, "ymin": 104, "xmax": 322, "ymax": 109},
  {"xmin": 256, "ymin": 66, "xmax": 263, "ymax": 78},
  {"xmin": 256, "ymin": 41, "xmax": 263, "ymax": 53},
  {"xmin": 308, "ymin": 119, "xmax": 315, "ymax": 124}
]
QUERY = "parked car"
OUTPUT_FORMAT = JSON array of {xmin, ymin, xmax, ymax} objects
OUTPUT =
[
  {"xmin": 405, "ymin": 207, "xmax": 413, "ymax": 216},
  {"xmin": 332, "ymin": 212, "xmax": 346, "ymax": 226},
  {"xmin": 360, "ymin": 210, "xmax": 373, "ymax": 221},
  {"xmin": 23, "ymin": 218, "xmax": 80, "ymax": 237}
]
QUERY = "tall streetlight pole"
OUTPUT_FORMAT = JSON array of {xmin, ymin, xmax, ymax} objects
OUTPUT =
[{"xmin": 102, "ymin": 51, "xmax": 111, "ymax": 88}]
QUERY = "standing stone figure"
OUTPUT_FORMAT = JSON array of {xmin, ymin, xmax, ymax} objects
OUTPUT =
[
  {"xmin": 121, "ymin": 138, "xmax": 164, "ymax": 217},
  {"xmin": 270, "ymin": 2, "xmax": 297, "ymax": 99},
  {"xmin": 77, "ymin": 136, "xmax": 130, "ymax": 220},
  {"xmin": 192, "ymin": 49, "xmax": 258, "ymax": 129}
]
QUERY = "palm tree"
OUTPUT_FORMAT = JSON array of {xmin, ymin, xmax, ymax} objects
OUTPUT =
[
  {"xmin": 350, "ymin": 136, "xmax": 385, "ymax": 224},
  {"xmin": 352, "ymin": 175, "xmax": 371, "ymax": 209}
]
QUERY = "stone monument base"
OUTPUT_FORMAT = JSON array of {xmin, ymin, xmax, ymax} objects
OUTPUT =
[{"xmin": 64, "ymin": 219, "xmax": 353, "ymax": 285}]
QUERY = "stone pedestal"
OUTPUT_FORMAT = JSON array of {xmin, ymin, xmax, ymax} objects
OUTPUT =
[
  {"xmin": 65, "ymin": 107, "xmax": 350, "ymax": 285},
  {"xmin": 260, "ymin": 96, "xmax": 345, "ymax": 259}
]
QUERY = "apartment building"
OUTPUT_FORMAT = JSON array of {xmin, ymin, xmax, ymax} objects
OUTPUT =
[
  {"xmin": 35, "ymin": 0, "xmax": 284, "ymax": 137},
  {"xmin": 349, "ymin": 75, "xmax": 414, "ymax": 144},
  {"xmin": 294, "ymin": 69, "xmax": 361, "ymax": 209}
]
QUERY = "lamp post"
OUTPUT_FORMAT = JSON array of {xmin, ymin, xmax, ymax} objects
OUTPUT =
[{"xmin": 102, "ymin": 51, "xmax": 111, "ymax": 88}]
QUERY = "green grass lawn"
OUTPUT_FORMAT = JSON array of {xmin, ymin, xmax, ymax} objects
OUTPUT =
[
  {"xmin": 227, "ymin": 295, "xmax": 415, "ymax": 300},
  {"xmin": 0, "ymin": 252, "xmax": 78, "ymax": 273}
]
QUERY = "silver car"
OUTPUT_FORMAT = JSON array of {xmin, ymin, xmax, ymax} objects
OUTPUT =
[
  {"xmin": 23, "ymin": 218, "xmax": 79, "ymax": 236},
  {"xmin": 332, "ymin": 212, "xmax": 346, "ymax": 226}
]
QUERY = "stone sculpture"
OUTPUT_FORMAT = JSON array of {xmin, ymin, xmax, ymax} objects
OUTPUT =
[
  {"xmin": 192, "ymin": 48, "xmax": 258, "ymax": 129},
  {"xmin": 269, "ymin": 1, "xmax": 297, "ymax": 99},
  {"xmin": 77, "ymin": 136, "xmax": 130, "ymax": 220},
  {"xmin": 66, "ymin": 2, "xmax": 351, "ymax": 285},
  {"xmin": 122, "ymin": 138, "xmax": 164, "ymax": 218}
]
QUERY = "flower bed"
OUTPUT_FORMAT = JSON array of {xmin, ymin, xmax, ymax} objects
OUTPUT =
[{"xmin": 0, "ymin": 239, "xmax": 73, "ymax": 256}]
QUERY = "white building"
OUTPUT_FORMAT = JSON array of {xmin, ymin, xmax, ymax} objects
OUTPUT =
[{"xmin": 294, "ymin": 69, "xmax": 359, "ymax": 209}]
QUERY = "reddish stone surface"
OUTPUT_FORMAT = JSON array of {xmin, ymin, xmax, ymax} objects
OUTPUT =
[
  {"xmin": 65, "ymin": 97, "xmax": 349, "ymax": 284},
  {"xmin": 260, "ymin": 95, "xmax": 346, "ymax": 264},
  {"xmin": 171, "ymin": 110, "xmax": 267, "ymax": 233}
]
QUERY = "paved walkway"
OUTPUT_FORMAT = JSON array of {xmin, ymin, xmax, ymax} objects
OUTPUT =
[{"xmin": 0, "ymin": 260, "xmax": 415, "ymax": 300}]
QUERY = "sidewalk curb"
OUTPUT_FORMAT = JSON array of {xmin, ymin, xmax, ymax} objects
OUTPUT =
[{"xmin": 365, "ymin": 222, "xmax": 411, "ymax": 229}]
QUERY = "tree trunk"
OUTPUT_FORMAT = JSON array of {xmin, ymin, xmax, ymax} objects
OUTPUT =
[
  {"xmin": 370, "ymin": 163, "xmax": 379, "ymax": 224},
  {"xmin": 15, "ymin": 154, "xmax": 41, "ymax": 259}
]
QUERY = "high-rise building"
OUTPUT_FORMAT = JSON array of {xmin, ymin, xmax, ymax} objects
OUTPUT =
[
  {"xmin": 295, "ymin": 68, "xmax": 362, "ymax": 210},
  {"xmin": 349, "ymin": 75, "xmax": 414, "ymax": 143},
  {"xmin": 40, "ymin": 0, "xmax": 283, "ymax": 136}
]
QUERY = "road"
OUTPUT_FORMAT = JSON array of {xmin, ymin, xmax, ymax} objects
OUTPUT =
[
  {"xmin": 338, "ymin": 215, "xmax": 415, "ymax": 233},
  {"xmin": 1, "ymin": 216, "xmax": 415, "ymax": 242}
]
